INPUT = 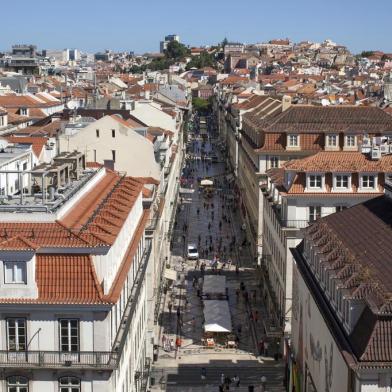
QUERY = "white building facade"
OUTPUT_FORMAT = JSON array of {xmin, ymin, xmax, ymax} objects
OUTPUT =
[{"xmin": 0, "ymin": 163, "xmax": 152, "ymax": 392}]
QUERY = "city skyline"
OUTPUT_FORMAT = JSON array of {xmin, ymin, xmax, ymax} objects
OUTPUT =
[{"xmin": 2, "ymin": 0, "xmax": 392, "ymax": 54}]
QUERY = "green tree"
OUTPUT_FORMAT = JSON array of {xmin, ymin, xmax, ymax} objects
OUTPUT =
[
  {"xmin": 192, "ymin": 97, "xmax": 211, "ymax": 113},
  {"xmin": 185, "ymin": 52, "xmax": 217, "ymax": 70},
  {"xmin": 221, "ymin": 37, "xmax": 228, "ymax": 48},
  {"xmin": 360, "ymin": 51, "xmax": 374, "ymax": 58},
  {"xmin": 164, "ymin": 41, "xmax": 190, "ymax": 60}
]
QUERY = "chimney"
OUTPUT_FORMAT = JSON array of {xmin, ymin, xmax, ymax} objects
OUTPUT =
[
  {"xmin": 103, "ymin": 160, "xmax": 115, "ymax": 171},
  {"xmin": 282, "ymin": 95, "xmax": 292, "ymax": 111}
]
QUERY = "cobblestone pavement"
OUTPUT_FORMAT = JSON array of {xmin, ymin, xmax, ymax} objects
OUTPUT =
[{"xmin": 152, "ymin": 121, "xmax": 285, "ymax": 392}]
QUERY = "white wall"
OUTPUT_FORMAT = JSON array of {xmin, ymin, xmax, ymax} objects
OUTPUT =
[
  {"xmin": 291, "ymin": 260, "xmax": 349, "ymax": 392},
  {"xmin": 58, "ymin": 116, "xmax": 160, "ymax": 180}
]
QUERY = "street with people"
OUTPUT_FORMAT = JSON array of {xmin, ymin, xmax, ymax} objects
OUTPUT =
[{"xmin": 152, "ymin": 112, "xmax": 284, "ymax": 392}]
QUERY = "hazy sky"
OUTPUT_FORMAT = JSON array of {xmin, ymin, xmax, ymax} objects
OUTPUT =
[{"xmin": 2, "ymin": 0, "xmax": 391, "ymax": 54}]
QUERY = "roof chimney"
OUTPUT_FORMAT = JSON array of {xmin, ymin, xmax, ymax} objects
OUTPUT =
[
  {"xmin": 103, "ymin": 160, "xmax": 115, "ymax": 171},
  {"xmin": 282, "ymin": 95, "xmax": 292, "ymax": 112}
]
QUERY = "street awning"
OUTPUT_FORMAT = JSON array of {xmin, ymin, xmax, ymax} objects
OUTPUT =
[
  {"xmin": 203, "ymin": 275, "xmax": 226, "ymax": 296},
  {"xmin": 200, "ymin": 179, "xmax": 213, "ymax": 186},
  {"xmin": 164, "ymin": 269, "xmax": 177, "ymax": 281},
  {"xmin": 179, "ymin": 188, "xmax": 194, "ymax": 194},
  {"xmin": 203, "ymin": 300, "xmax": 232, "ymax": 333}
]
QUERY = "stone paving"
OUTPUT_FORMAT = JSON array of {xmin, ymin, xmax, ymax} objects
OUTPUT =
[{"xmin": 152, "ymin": 120, "xmax": 285, "ymax": 392}]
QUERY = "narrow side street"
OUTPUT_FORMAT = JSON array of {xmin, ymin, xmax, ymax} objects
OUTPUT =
[{"xmin": 152, "ymin": 114, "xmax": 285, "ymax": 392}]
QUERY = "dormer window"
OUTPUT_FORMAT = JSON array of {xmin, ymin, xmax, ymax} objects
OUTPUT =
[
  {"xmin": 270, "ymin": 156, "xmax": 279, "ymax": 168},
  {"xmin": 326, "ymin": 134, "xmax": 338, "ymax": 147},
  {"xmin": 345, "ymin": 135, "xmax": 356, "ymax": 148},
  {"xmin": 360, "ymin": 174, "xmax": 376, "ymax": 190},
  {"xmin": 308, "ymin": 174, "xmax": 323, "ymax": 189},
  {"xmin": 4, "ymin": 262, "xmax": 26, "ymax": 284},
  {"xmin": 333, "ymin": 174, "xmax": 351, "ymax": 191},
  {"xmin": 287, "ymin": 134, "xmax": 299, "ymax": 148}
]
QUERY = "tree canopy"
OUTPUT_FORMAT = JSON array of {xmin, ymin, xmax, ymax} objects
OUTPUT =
[
  {"xmin": 164, "ymin": 41, "xmax": 190, "ymax": 60},
  {"xmin": 192, "ymin": 97, "xmax": 211, "ymax": 113},
  {"xmin": 360, "ymin": 51, "xmax": 375, "ymax": 58},
  {"xmin": 185, "ymin": 52, "xmax": 217, "ymax": 71}
]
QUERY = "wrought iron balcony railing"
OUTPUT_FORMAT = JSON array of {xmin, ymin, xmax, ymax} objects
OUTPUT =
[{"xmin": 0, "ymin": 350, "xmax": 119, "ymax": 369}]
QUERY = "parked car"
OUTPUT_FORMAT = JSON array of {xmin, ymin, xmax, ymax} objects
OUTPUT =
[{"xmin": 187, "ymin": 244, "xmax": 199, "ymax": 260}]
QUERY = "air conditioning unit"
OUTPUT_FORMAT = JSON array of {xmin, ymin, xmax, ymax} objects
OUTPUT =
[
  {"xmin": 362, "ymin": 137, "xmax": 371, "ymax": 146},
  {"xmin": 371, "ymin": 147, "xmax": 381, "ymax": 160},
  {"xmin": 380, "ymin": 144, "xmax": 389, "ymax": 154}
]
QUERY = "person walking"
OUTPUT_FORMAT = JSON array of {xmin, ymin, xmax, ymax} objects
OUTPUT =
[
  {"xmin": 221, "ymin": 373, "xmax": 225, "ymax": 385},
  {"xmin": 233, "ymin": 375, "xmax": 240, "ymax": 387},
  {"xmin": 264, "ymin": 341, "xmax": 269, "ymax": 357}
]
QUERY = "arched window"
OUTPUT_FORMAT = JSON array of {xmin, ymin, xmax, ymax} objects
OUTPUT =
[
  {"xmin": 59, "ymin": 377, "xmax": 80, "ymax": 392},
  {"xmin": 7, "ymin": 376, "xmax": 29, "ymax": 392}
]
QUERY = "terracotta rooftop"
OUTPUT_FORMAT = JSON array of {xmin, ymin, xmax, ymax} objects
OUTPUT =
[
  {"xmin": 264, "ymin": 106, "xmax": 392, "ymax": 133},
  {"xmin": 36, "ymin": 255, "xmax": 105, "ymax": 304},
  {"xmin": 298, "ymin": 196, "xmax": 392, "ymax": 365},
  {"xmin": 5, "ymin": 136, "xmax": 48, "ymax": 158},
  {"xmin": 284, "ymin": 151, "xmax": 392, "ymax": 173}
]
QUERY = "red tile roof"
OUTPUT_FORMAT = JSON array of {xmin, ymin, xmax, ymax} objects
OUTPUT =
[
  {"xmin": 0, "ymin": 171, "xmax": 149, "ymax": 305},
  {"xmin": 5, "ymin": 136, "xmax": 48, "ymax": 158},
  {"xmin": 36, "ymin": 255, "xmax": 105, "ymax": 304},
  {"xmin": 284, "ymin": 151, "xmax": 392, "ymax": 173}
]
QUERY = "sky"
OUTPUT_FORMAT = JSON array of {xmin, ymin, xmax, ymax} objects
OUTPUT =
[{"xmin": 2, "ymin": 0, "xmax": 392, "ymax": 54}]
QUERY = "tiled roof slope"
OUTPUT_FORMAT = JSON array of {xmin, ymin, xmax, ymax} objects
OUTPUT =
[
  {"xmin": 264, "ymin": 106, "xmax": 392, "ymax": 133},
  {"xmin": 0, "ymin": 170, "xmax": 148, "ymax": 305},
  {"xmin": 0, "ymin": 222, "xmax": 93, "ymax": 249},
  {"xmin": 303, "ymin": 196, "xmax": 392, "ymax": 365},
  {"xmin": 36, "ymin": 255, "xmax": 104, "ymax": 304},
  {"xmin": 0, "ymin": 171, "xmax": 144, "ymax": 251},
  {"xmin": 284, "ymin": 151, "xmax": 392, "ymax": 172}
]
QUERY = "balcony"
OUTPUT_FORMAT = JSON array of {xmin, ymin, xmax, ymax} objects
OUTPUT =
[
  {"xmin": 280, "ymin": 219, "xmax": 310, "ymax": 229},
  {"xmin": 0, "ymin": 350, "xmax": 118, "ymax": 370}
]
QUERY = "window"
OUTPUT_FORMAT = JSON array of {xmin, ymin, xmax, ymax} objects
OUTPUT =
[
  {"xmin": 309, "ymin": 206, "xmax": 321, "ymax": 222},
  {"xmin": 326, "ymin": 134, "xmax": 338, "ymax": 147},
  {"xmin": 7, "ymin": 376, "xmax": 28, "ymax": 392},
  {"xmin": 270, "ymin": 156, "xmax": 279, "ymax": 168},
  {"xmin": 112, "ymin": 150, "xmax": 116, "ymax": 162},
  {"xmin": 96, "ymin": 129, "xmax": 100, "ymax": 138},
  {"xmin": 335, "ymin": 175, "xmax": 349, "ymax": 189},
  {"xmin": 336, "ymin": 205, "xmax": 347, "ymax": 212},
  {"xmin": 361, "ymin": 175, "xmax": 376, "ymax": 189},
  {"xmin": 7, "ymin": 318, "xmax": 26, "ymax": 351},
  {"xmin": 59, "ymin": 319, "xmax": 79, "ymax": 352},
  {"xmin": 308, "ymin": 175, "xmax": 322, "ymax": 188},
  {"xmin": 59, "ymin": 377, "xmax": 80, "ymax": 392},
  {"xmin": 112, "ymin": 129, "xmax": 116, "ymax": 138},
  {"xmin": 22, "ymin": 162, "xmax": 27, "ymax": 171},
  {"xmin": 345, "ymin": 135, "xmax": 356, "ymax": 147},
  {"xmin": 288, "ymin": 134, "xmax": 299, "ymax": 147},
  {"xmin": 4, "ymin": 262, "xmax": 26, "ymax": 284},
  {"xmin": 93, "ymin": 149, "xmax": 97, "ymax": 162}
]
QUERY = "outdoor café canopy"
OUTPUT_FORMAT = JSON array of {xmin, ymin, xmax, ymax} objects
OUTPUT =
[
  {"xmin": 200, "ymin": 179, "xmax": 213, "ymax": 186},
  {"xmin": 203, "ymin": 300, "xmax": 232, "ymax": 333},
  {"xmin": 203, "ymin": 275, "xmax": 226, "ymax": 296}
]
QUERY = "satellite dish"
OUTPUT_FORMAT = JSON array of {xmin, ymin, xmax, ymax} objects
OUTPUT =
[{"xmin": 66, "ymin": 101, "xmax": 77, "ymax": 110}]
